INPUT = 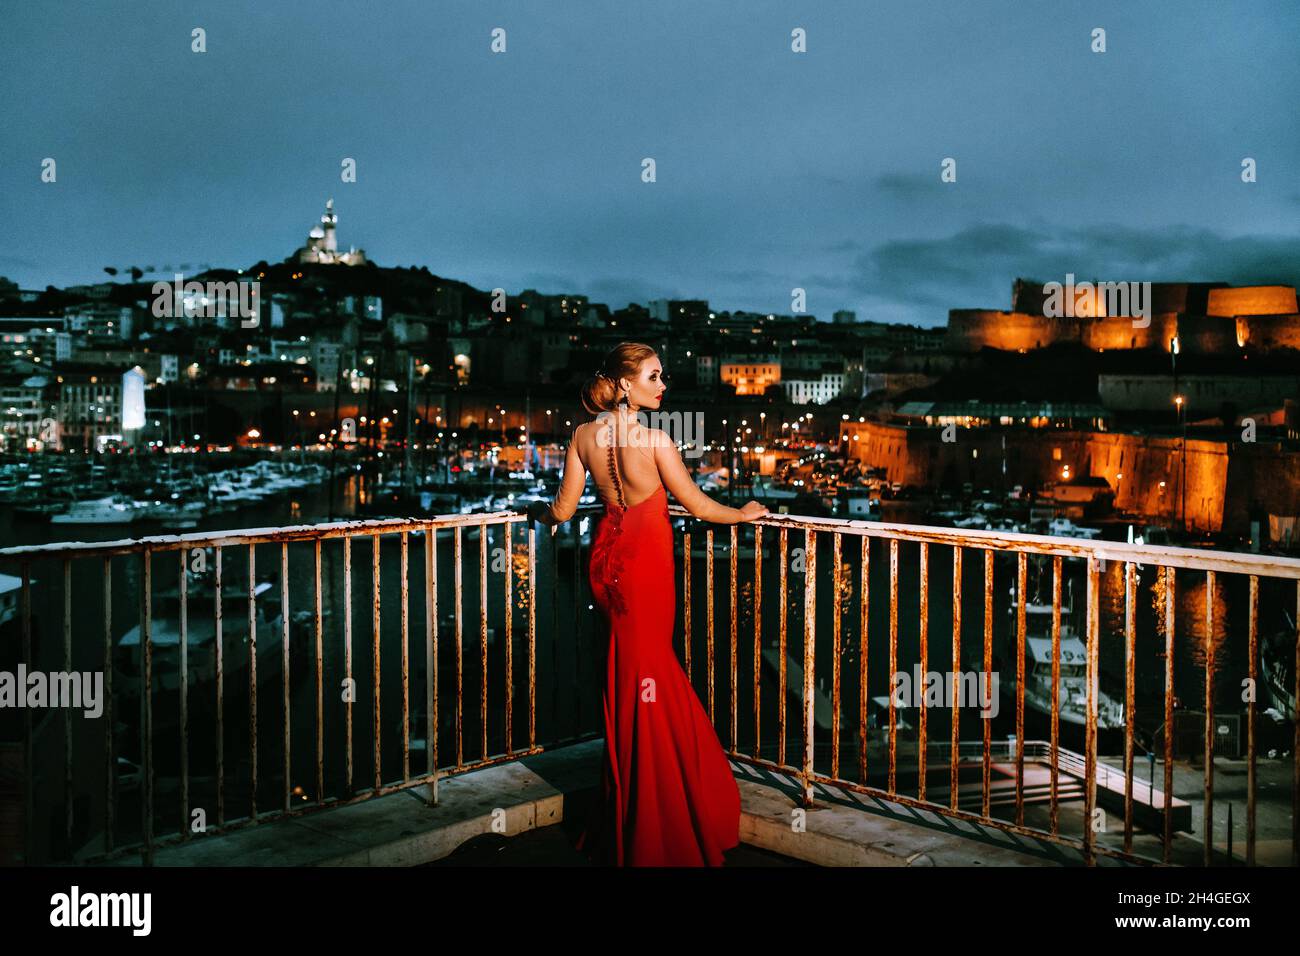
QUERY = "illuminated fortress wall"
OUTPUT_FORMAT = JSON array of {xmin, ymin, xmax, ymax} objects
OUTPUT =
[
  {"xmin": 949, "ymin": 284, "xmax": 1299, "ymax": 354},
  {"xmin": 1235, "ymin": 313, "xmax": 1300, "ymax": 350},
  {"xmin": 946, "ymin": 310, "xmax": 1073, "ymax": 351},
  {"xmin": 845, "ymin": 421, "xmax": 1233, "ymax": 532},
  {"xmin": 1010, "ymin": 280, "xmax": 1225, "ymax": 317},
  {"xmin": 1207, "ymin": 286, "xmax": 1298, "ymax": 317},
  {"xmin": 1079, "ymin": 313, "xmax": 1179, "ymax": 351},
  {"xmin": 1171, "ymin": 314, "xmax": 1238, "ymax": 353}
]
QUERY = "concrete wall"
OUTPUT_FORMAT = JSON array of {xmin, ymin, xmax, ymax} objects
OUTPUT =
[
  {"xmin": 1097, "ymin": 374, "xmax": 1300, "ymax": 414},
  {"xmin": 1223, "ymin": 443, "xmax": 1300, "ymax": 532}
]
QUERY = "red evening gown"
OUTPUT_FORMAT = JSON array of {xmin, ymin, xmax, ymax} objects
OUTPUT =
[{"xmin": 574, "ymin": 436, "xmax": 741, "ymax": 866}]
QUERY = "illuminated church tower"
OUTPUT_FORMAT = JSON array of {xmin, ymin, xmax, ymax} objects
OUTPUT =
[{"xmin": 292, "ymin": 198, "xmax": 368, "ymax": 266}]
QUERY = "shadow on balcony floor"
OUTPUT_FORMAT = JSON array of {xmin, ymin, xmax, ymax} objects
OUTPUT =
[
  {"xmin": 421, "ymin": 820, "xmax": 813, "ymax": 866},
  {"xmin": 98, "ymin": 738, "xmax": 1157, "ymax": 867}
]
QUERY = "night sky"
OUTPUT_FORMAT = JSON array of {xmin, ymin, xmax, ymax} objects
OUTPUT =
[{"xmin": 2, "ymin": 0, "xmax": 1298, "ymax": 326}]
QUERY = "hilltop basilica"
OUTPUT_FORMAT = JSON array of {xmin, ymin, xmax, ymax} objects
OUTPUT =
[{"xmin": 290, "ymin": 198, "xmax": 368, "ymax": 266}]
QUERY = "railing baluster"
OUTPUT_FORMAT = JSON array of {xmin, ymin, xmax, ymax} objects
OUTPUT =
[
  {"xmin": 401, "ymin": 531, "xmax": 410, "ymax": 781},
  {"xmin": 1247, "ymin": 574, "xmax": 1257, "ymax": 866},
  {"xmin": 372, "ymin": 533, "xmax": 382, "ymax": 791},
  {"xmin": 706, "ymin": 527, "xmax": 715, "ymax": 722},
  {"xmin": 950, "ymin": 545, "xmax": 960, "ymax": 812},
  {"xmin": 1015, "ymin": 551, "xmax": 1025, "ymax": 826},
  {"xmin": 1163, "ymin": 566, "xmax": 1175, "ymax": 863},
  {"xmin": 179, "ymin": 550, "xmax": 189, "ymax": 836},
  {"xmin": 982, "ymin": 549, "xmax": 993, "ymax": 819},
  {"xmin": 888, "ymin": 538, "xmax": 898, "ymax": 796},
  {"xmin": 63, "ymin": 558, "xmax": 73, "ymax": 848},
  {"xmin": 527, "ymin": 526, "xmax": 536, "ymax": 753},
  {"xmin": 248, "ymin": 543, "xmax": 257, "ymax": 823},
  {"xmin": 1124, "ymin": 561, "xmax": 1136, "ymax": 853},
  {"xmin": 1050, "ymin": 555, "xmax": 1061, "ymax": 837},
  {"xmin": 1203, "ymin": 569, "xmax": 1215, "ymax": 866},
  {"xmin": 343, "ymin": 536, "xmax": 353, "ymax": 796},
  {"xmin": 1084, "ymin": 555, "xmax": 1100, "ymax": 866},
  {"xmin": 574, "ymin": 520, "xmax": 585, "ymax": 738},
  {"xmin": 778, "ymin": 527, "xmax": 788, "ymax": 767},
  {"xmin": 141, "ymin": 548, "xmax": 154, "ymax": 864},
  {"xmin": 859, "ymin": 536, "xmax": 869, "ymax": 786},
  {"xmin": 21, "ymin": 563, "xmax": 32, "ymax": 864},
  {"xmin": 454, "ymin": 526, "xmax": 463, "ymax": 769},
  {"xmin": 753, "ymin": 525, "xmax": 763, "ymax": 760},
  {"xmin": 730, "ymin": 525, "xmax": 738, "ymax": 753},
  {"xmin": 426, "ymin": 525, "xmax": 439, "ymax": 802},
  {"xmin": 215, "ymin": 546, "xmax": 224, "ymax": 825},
  {"xmin": 550, "ymin": 521, "xmax": 558, "ymax": 734},
  {"xmin": 103, "ymin": 557, "xmax": 114, "ymax": 854},
  {"xmin": 918, "ymin": 541, "xmax": 928, "ymax": 802},
  {"xmin": 572, "ymin": 518, "xmax": 580, "ymax": 735},
  {"xmin": 1293, "ymin": 583, "xmax": 1300, "ymax": 867},
  {"xmin": 683, "ymin": 532, "xmax": 692, "ymax": 682},
  {"xmin": 504, "ymin": 523, "xmax": 513, "ymax": 758},
  {"xmin": 281, "ymin": 541, "xmax": 290, "ymax": 813},
  {"xmin": 314, "ymin": 539, "xmax": 323, "ymax": 805},
  {"xmin": 480, "ymin": 522, "xmax": 488, "ymax": 762},
  {"xmin": 801, "ymin": 528, "xmax": 816, "ymax": 806},
  {"xmin": 831, "ymin": 533, "xmax": 842, "ymax": 780}
]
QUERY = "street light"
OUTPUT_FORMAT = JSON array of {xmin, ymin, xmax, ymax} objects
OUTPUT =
[{"xmin": 1175, "ymin": 394, "xmax": 1187, "ymax": 532}]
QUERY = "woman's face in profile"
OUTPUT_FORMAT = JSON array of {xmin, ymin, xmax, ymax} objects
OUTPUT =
[{"xmin": 623, "ymin": 357, "xmax": 666, "ymax": 411}]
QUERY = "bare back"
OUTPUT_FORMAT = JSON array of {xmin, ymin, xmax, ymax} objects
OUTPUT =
[
  {"xmin": 547, "ymin": 410, "xmax": 739, "ymax": 524},
  {"xmin": 574, "ymin": 413, "xmax": 661, "ymax": 510}
]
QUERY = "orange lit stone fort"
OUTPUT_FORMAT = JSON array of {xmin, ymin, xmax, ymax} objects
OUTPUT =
[{"xmin": 947, "ymin": 278, "xmax": 1300, "ymax": 353}]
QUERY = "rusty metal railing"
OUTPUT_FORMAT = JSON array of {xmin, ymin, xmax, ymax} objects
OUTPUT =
[
  {"xmin": 672, "ymin": 507, "xmax": 1300, "ymax": 867},
  {"xmin": 1, "ymin": 510, "xmax": 560, "ymax": 865},
  {"xmin": 7, "ymin": 504, "xmax": 1299, "ymax": 867}
]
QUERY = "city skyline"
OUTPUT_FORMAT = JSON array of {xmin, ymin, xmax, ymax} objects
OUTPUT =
[{"xmin": 3, "ymin": 1, "xmax": 1299, "ymax": 326}]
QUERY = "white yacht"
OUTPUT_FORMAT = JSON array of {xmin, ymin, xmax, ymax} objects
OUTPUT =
[
  {"xmin": 51, "ymin": 496, "xmax": 140, "ymax": 525},
  {"xmin": 1048, "ymin": 517, "xmax": 1102, "ymax": 539}
]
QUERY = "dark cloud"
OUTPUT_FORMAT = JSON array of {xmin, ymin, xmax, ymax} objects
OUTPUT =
[
  {"xmin": 853, "ymin": 223, "xmax": 1300, "ymax": 315},
  {"xmin": 874, "ymin": 172, "xmax": 937, "ymax": 200},
  {"xmin": 516, "ymin": 273, "xmax": 581, "ymax": 294}
]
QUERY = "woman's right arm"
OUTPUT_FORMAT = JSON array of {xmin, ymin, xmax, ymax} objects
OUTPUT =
[{"xmin": 650, "ymin": 428, "xmax": 767, "ymax": 524}]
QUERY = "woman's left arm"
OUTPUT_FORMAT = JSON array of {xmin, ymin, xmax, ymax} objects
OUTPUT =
[{"xmin": 533, "ymin": 427, "xmax": 586, "ymax": 527}]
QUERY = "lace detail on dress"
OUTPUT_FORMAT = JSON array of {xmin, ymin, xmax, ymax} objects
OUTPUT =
[
  {"xmin": 592, "ymin": 506, "xmax": 630, "ymax": 618},
  {"xmin": 606, "ymin": 417, "xmax": 626, "ymax": 510},
  {"xmin": 594, "ymin": 413, "xmax": 630, "ymax": 617}
]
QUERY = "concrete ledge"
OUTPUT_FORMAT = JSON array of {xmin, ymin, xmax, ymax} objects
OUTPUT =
[
  {"xmin": 101, "ymin": 739, "xmax": 1127, "ymax": 866},
  {"xmin": 104, "ymin": 745, "xmax": 592, "ymax": 867},
  {"xmin": 732, "ymin": 760, "xmax": 1102, "ymax": 866}
]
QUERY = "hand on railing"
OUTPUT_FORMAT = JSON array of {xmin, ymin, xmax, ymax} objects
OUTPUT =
[{"xmin": 519, "ymin": 501, "xmax": 559, "ymax": 536}]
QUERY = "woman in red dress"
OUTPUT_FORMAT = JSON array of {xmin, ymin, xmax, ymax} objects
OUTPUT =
[{"xmin": 531, "ymin": 342, "xmax": 768, "ymax": 866}]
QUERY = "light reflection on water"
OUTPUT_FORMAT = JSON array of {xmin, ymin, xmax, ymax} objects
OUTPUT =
[
  {"xmin": 679, "ymin": 538, "xmax": 1270, "ymax": 749},
  {"xmin": 1062, "ymin": 558, "xmax": 1246, "ymax": 711}
]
